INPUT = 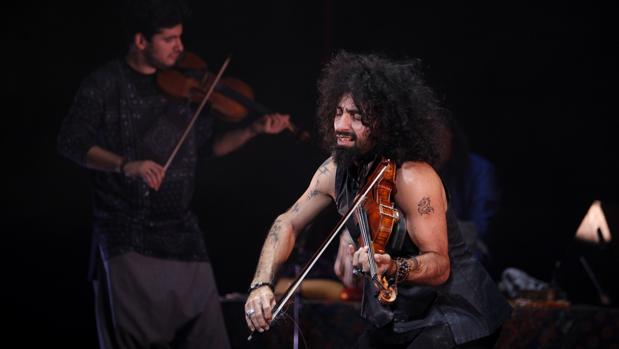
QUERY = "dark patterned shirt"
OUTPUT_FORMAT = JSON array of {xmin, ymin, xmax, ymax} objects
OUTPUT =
[{"xmin": 58, "ymin": 59, "xmax": 213, "ymax": 262}]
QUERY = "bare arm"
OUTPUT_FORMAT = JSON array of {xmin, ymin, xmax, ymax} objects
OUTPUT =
[
  {"xmin": 393, "ymin": 161, "xmax": 450, "ymax": 286},
  {"xmin": 250, "ymin": 157, "xmax": 336, "ymax": 285},
  {"xmin": 245, "ymin": 157, "xmax": 336, "ymax": 332},
  {"xmin": 212, "ymin": 113, "xmax": 290, "ymax": 156}
]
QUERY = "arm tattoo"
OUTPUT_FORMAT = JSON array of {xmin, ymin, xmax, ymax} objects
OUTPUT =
[
  {"xmin": 417, "ymin": 197, "xmax": 434, "ymax": 215},
  {"xmin": 255, "ymin": 258, "xmax": 271, "ymax": 281},
  {"xmin": 306, "ymin": 159, "xmax": 330, "ymax": 201},
  {"xmin": 253, "ymin": 217, "xmax": 286, "ymax": 283},
  {"xmin": 319, "ymin": 164, "xmax": 330, "ymax": 176},
  {"xmin": 290, "ymin": 202, "xmax": 300, "ymax": 214},
  {"xmin": 318, "ymin": 158, "xmax": 331, "ymax": 175},
  {"xmin": 267, "ymin": 218, "xmax": 283, "ymax": 243},
  {"xmin": 306, "ymin": 189, "xmax": 319, "ymax": 200}
]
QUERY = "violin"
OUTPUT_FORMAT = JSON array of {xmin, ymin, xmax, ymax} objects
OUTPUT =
[
  {"xmin": 156, "ymin": 51, "xmax": 310, "ymax": 142},
  {"xmin": 354, "ymin": 158, "xmax": 399, "ymax": 304}
]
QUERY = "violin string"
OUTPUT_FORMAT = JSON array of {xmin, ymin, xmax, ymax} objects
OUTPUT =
[{"xmin": 356, "ymin": 208, "xmax": 379, "ymax": 279}]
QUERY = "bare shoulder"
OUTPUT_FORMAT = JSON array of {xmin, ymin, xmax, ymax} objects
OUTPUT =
[
  {"xmin": 396, "ymin": 161, "xmax": 441, "ymax": 187},
  {"xmin": 311, "ymin": 156, "xmax": 337, "ymax": 199},
  {"xmin": 395, "ymin": 161, "xmax": 446, "ymax": 212},
  {"xmin": 318, "ymin": 156, "xmax": 337, "ymax": 174}
]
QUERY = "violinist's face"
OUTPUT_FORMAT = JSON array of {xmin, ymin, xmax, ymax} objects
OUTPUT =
[
  {"xmin": 334, "ymin": 94, "xmax": 372, "ymax": 154},
  {"xmin": 144, "ymin": 24, "xmax": 184, "ymax": 69}
]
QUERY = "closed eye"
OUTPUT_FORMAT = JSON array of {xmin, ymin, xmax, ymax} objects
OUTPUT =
[{"xmin": 335, "ymin": 107, "xmax": 343, "ymax": 117}]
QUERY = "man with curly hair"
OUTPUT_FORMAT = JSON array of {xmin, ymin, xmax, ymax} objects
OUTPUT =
[{"xmin": 244, "ymin": 51, "xmax": 511, "ymax": 348}]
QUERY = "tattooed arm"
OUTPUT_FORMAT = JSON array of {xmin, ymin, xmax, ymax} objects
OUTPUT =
[
  {"xmin": 245, "ymin": 158, "xmax": 336, "ymax": 332},
  {"xmin": 392, "ymin": 161, "xmax": 450, "ymax": 286}
]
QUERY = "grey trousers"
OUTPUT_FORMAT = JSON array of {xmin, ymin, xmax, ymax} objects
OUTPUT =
[{"xmin": 94, "ymin": 251, "xmax": 231, "ymax": 349}]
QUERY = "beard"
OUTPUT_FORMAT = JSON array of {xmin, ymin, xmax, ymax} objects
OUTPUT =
[
  {"xmin": 145, "ymin": 46, "xmax": 176, "ymax": 69},
  {"xmin": 333, "ymin": 143, "xmax": 378, "ymax": 169},
  {"xmin": 332, "ymin": 130, "xmax": 379, "ymax": 168},
  {"xmin": 333, "ymin": 130, "xmax": 362, "ymax": 168},
  {"xmin": 333, "ymin": 145, "xmax": 364, "ymax": 169}
]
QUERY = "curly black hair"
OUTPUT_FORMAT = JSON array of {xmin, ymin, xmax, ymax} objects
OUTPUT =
[
  {"xmin": 122, "ymin": 0, "xmax": 190, "ymax": 45},
  {"xmin": 317, "ymin": 51, "xmax": 443, "ymax": 166}
]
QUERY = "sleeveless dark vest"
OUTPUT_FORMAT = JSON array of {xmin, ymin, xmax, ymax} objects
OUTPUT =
[{"xmin": 335, "ymin": 163, "xmax": 511, "ymax": 344}]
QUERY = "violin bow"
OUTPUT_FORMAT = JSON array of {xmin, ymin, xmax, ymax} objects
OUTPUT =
[
  {"xmin": 163, "ymin": 56, "xmax": 231, "ymax": 171},
  {"xmin": 248, "ymin": 161, "xmax": 389, "ymax": 341}
]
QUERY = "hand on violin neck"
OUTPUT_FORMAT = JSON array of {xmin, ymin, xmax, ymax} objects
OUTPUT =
[
  {"xmin": 348, "ymin": 245, "xmax": 391, "ymax": 275},
  {"xmin": 122, "ymin": 160, "xmax": 166, "ymax": 191},
  {"xmin": 249, "ymin": 113, "xmax": 291, "ymax": 135},
  {"xmin": 351, "ymin": 246, "xmax": 393, "ymax": 276},
  {"xmin": 213, "ymin": 114, "xmax": 288, "ymax": 156}
]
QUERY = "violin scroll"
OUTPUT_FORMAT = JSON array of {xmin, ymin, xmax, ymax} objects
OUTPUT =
[{"xmin": 377, "ymin": 276, "xmax": 397, "ymax": 304}]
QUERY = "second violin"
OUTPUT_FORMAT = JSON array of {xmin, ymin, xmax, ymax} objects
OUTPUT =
[{"xmin": 156, "ymin": 52, "xmax": 310, "ymax": 142}]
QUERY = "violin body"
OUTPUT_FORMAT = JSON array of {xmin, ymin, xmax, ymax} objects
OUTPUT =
[
  {"xmin": 156, "ymin": 52, "xmax": 253, "ymax": 122},
  {"xmin": 358, "ymin": 158, "xmax": 399, "ymax": 253},
  {"xmin": 156, "ymin": 52, "xmax": 310, "ymax": 140},
  {"xmin": 356, "ymin": 158, "xmax": 400, "ymax": 305},
  {"xmin": 207, "ymin": 77, "xmax": 254, "ymax": 122},
  {"xmin": 362, "ymin": 159, "xmax": 399, "ymax": 254}
]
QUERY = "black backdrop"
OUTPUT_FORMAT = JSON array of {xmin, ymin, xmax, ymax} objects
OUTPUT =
[{"xmin": 6, "ymin": 1, "xmax": 618, "ymax": 346}]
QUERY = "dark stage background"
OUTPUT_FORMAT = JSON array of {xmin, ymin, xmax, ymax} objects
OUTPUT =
[{"xmin": 6, "ymin": 1, "xmax": 618, "ymax": 346}]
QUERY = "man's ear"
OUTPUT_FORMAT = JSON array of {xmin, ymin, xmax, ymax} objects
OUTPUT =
[{"xmin": 133, "ymin": 33, "xmax": 148, "ymax": 50}]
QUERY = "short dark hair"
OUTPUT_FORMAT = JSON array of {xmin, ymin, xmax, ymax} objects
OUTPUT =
[
  {"xmin": 316, "ymin": 51, "xmax": 443, "ymax": 166},
  {"xmin": 122, "ymin": 0, "xmax": 190, "ymax": 44}
]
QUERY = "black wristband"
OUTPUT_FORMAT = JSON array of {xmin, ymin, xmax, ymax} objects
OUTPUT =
[{"xmin": 248, "ymin": 281, "xmax": 273, "ymax": 293}]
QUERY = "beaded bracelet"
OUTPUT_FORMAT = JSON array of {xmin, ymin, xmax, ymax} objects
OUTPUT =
[
  {"xmin": 395, "ymin": 258, "xmax": 410, "ymax": 284},
  {"xmin": 248, "ymin": 281, "xmax": 273, "ymax": 293}
]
